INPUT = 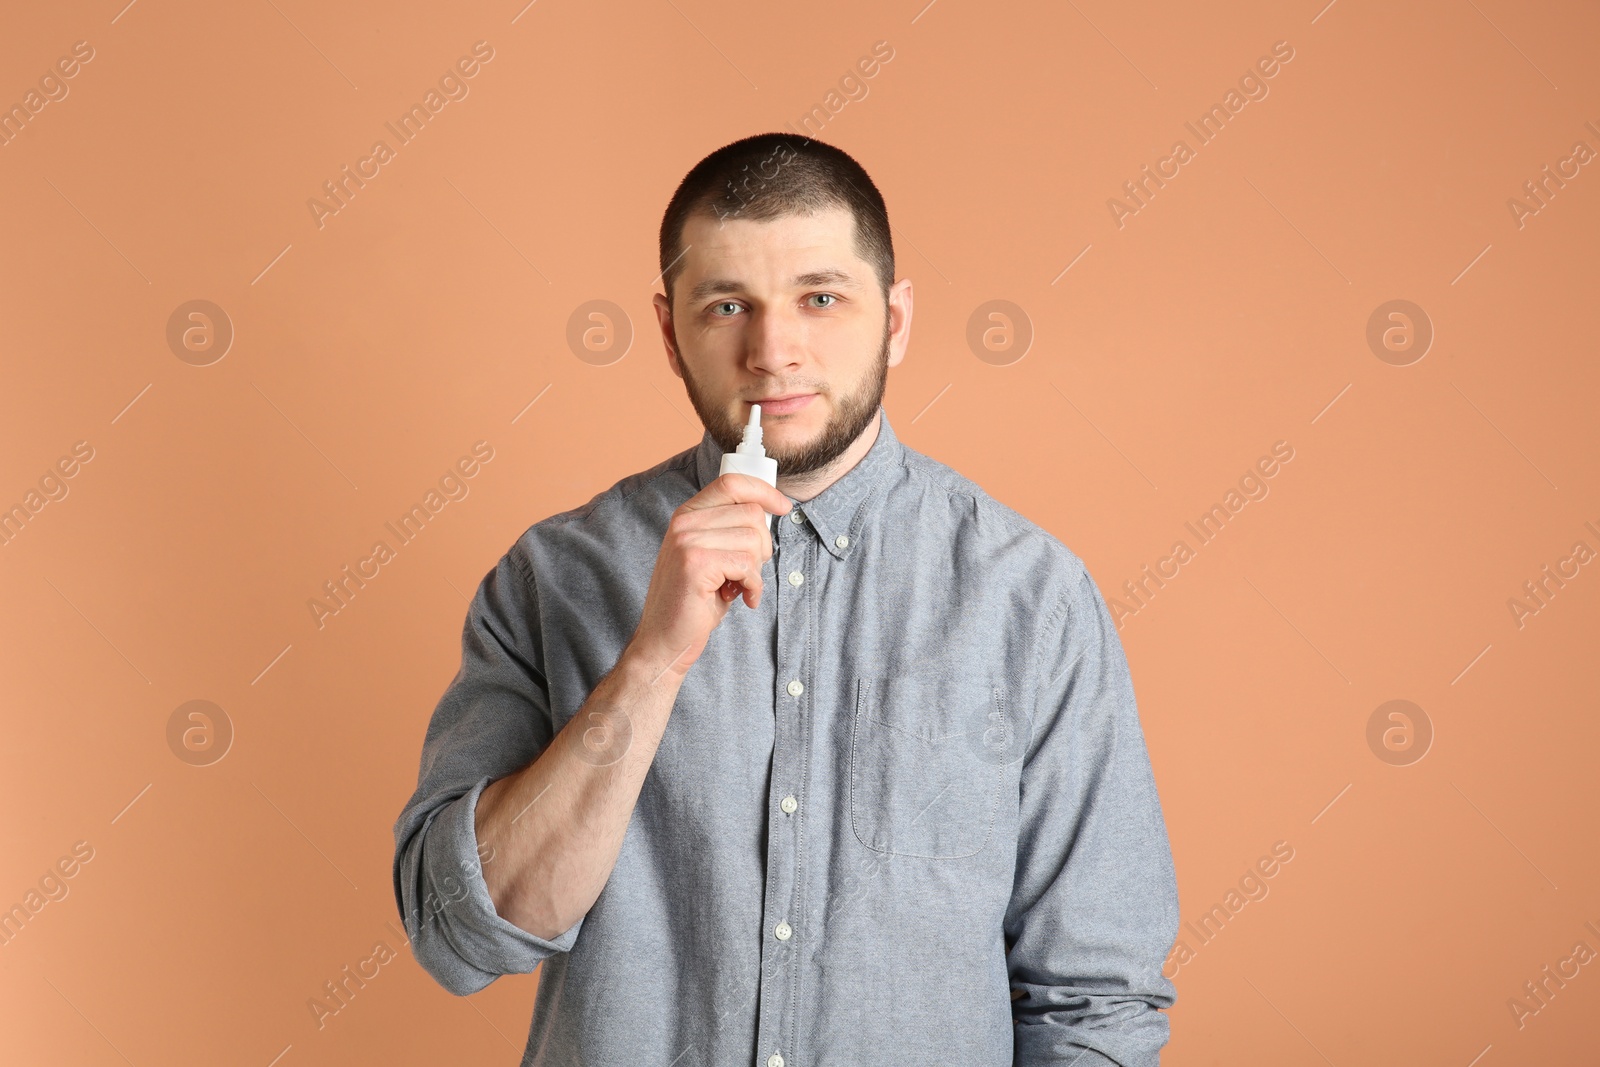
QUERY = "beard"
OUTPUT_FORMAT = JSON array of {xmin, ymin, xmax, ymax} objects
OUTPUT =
[{"xmin": 675, "ymin": 313, "xmax": 890, "ymax": 480}]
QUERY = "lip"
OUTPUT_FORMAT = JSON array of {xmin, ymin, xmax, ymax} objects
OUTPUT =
[{"xmin": 748, "ymin": 393, "xmax": 816, "ymax": 415}]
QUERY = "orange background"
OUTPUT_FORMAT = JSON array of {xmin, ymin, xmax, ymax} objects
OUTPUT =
[{"xmin": 2, "ymin": 1, "xmax": 1597, "ymax": 1064}]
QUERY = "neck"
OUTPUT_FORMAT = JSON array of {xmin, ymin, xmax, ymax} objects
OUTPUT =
[{"xmin": 777, "ymin": 409, "xmax": 881, "ymax": 502}]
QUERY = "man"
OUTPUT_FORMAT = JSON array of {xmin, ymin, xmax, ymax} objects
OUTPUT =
[{"xmin": 392, "ymin": 132, "xmax": 1180, "ymax": 1066}]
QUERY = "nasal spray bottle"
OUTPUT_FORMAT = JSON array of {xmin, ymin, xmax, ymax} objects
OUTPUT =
[
  {"xmin": 719, "ymin": 404, "xmax": 779, "ymax": 489},
  {"xmin": 718, "ymin": 404, "xmax": 781, "ymax": 604}
]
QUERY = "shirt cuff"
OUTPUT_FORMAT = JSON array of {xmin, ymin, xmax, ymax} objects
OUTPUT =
[
  {"xmin": 1013, "ymin": 1023, "xmax": 1154, "ymax": 1067},
  {"xmin": 418, "ymin": 775, "xmax": 584, "ymax": 978}
]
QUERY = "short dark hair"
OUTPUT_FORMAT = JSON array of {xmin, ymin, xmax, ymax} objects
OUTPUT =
[{"xmin": 658, "ymin": 132, "xmax": 894, "ymax": 310}]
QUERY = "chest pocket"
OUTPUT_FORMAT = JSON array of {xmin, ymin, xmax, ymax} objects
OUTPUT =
[{"xmin": 848, "ymin": 675, "xmax": 1010, "ymax": 859}]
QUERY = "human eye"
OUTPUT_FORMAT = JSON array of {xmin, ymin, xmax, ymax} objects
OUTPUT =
[
  {"xmin": 806, "ymin": 293, "xmax": 839, "ymax": 309},
  {"xmin": 709, "ymin": 300, "xmax": 744, "ymax": 317}
]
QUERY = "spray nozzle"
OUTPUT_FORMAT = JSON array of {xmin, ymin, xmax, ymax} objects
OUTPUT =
[
  {"xmin": 718, "ymin": 403, "xmax": 779, "ymax": 490},
  {"xmin": 738, "ymin": 404, "xmax": 766, "ymax": 456}
]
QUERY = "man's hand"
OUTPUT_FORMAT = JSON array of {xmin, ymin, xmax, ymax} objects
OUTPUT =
[{"xmin": 626, "ymin": 472, "xmax": 792, "ymax": 681}]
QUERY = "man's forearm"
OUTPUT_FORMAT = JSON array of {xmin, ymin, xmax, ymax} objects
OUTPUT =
[{"xmin": 473, "ymin": 642, "xmax": 685, "ymax": 940}]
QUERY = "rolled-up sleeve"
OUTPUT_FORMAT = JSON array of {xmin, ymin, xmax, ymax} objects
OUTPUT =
[
  {"xmin": 1006, "ymin": 567, "xmax": 1180, "ymax": 1066},
  {"xmin": 392, "ymin": 545, "xmax": 585, "ymax": 997}
]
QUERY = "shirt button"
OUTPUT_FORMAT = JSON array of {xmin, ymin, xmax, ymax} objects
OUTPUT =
[
  {"xmin": 835, "ymin": 534, "xmax": 849, "ymax": 549},
  {"xmin": 780, "ymin": 795, "xmax": 798, "ymax": 814},
  {"xmin": 767, "ymin": 1055, "xmax": 784, "ymax": 1067},
  {"xmin": 787, "ymin": 679, "xmax": 804, "ymax": 697},
  {"xmin": 789, "ymin": 510, "xmax": 805, "ymax": 524},
  {"xmin": 788, "ymin": 570, "xmax": 804, "ymax": 586},
  {"xmin": 775, "ymin": 921, "xmax": 792, "ymax": 941}
]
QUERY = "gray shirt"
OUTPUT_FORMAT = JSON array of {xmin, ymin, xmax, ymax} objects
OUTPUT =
[{"xmin": 392, "ymin": 405, "xmax": 1180, "ymax": 1066}]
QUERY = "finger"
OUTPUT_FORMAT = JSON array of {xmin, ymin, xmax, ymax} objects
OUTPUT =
[
  {"xmin": 684, "ymin": 526, "xmax": 770, "ymax": 563},
  {"xmin": 674, "ymin": 500, "xmax": 774, "ymax": 545},
  {"xmin": 722, "ymin": 577, "xmax": 759, "ymax": 610},
  {"xmin": 681, "ymin": 472, "xmax": 792, "ymax": 519},
  {"xmin": 710, "ymin": 549, "xmax": 762, "ymax": 601}
]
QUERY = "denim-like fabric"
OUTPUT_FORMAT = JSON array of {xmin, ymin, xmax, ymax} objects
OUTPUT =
[{"xmin": 392, "ymin": 406, "xmax": 1180, "ymax": 1066}]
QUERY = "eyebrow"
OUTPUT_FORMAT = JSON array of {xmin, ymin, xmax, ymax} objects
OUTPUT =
[{"xmin": 686, "ymin": 268, "xmax": 863, "ymax": 304}]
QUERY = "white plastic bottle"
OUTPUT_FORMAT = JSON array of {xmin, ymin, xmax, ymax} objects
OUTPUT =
[{"xmin": 719, "ymin": 404, "xmax": 779, "ymax": 488}]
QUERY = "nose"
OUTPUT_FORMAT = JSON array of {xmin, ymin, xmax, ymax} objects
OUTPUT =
[{"xmin": 743, "ymin": 304, "xmax": 804, "ymax": 376}]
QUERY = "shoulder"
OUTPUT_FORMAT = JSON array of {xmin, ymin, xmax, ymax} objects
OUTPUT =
[
  {"xmin": 896, "ymin": 444, "xmax": 1089, "ymax": 588},
  {"xmin": 894, "ymin": 444, "xmax": 1116, "ymax": 645},
  {"xmin": 504, "ymin": 442, "xmax": 701, "ymax": 578},
  {"xmin": 892, "ymin": 443, "xmax": 1114, "ymax": 670}
]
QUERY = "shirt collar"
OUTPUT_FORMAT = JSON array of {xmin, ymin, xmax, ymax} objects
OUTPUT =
[{"xmin": 691, "ymin": 405, "xmax": 904, "ymax": 561}]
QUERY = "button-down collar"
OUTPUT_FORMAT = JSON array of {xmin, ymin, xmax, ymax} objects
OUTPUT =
[{"xmin": 691, "ymin": 404, "xmax": 904, "ymax": 560}]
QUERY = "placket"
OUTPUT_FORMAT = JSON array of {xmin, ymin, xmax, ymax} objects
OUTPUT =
[{"xmin": 753, "ymin": 502, "xmax": 812, "ymax": 1067}]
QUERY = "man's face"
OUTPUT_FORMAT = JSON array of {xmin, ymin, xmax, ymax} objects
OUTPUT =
[{"xmin": 652, "ymin": 205, "xmax": 911, "ymax": 479}]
